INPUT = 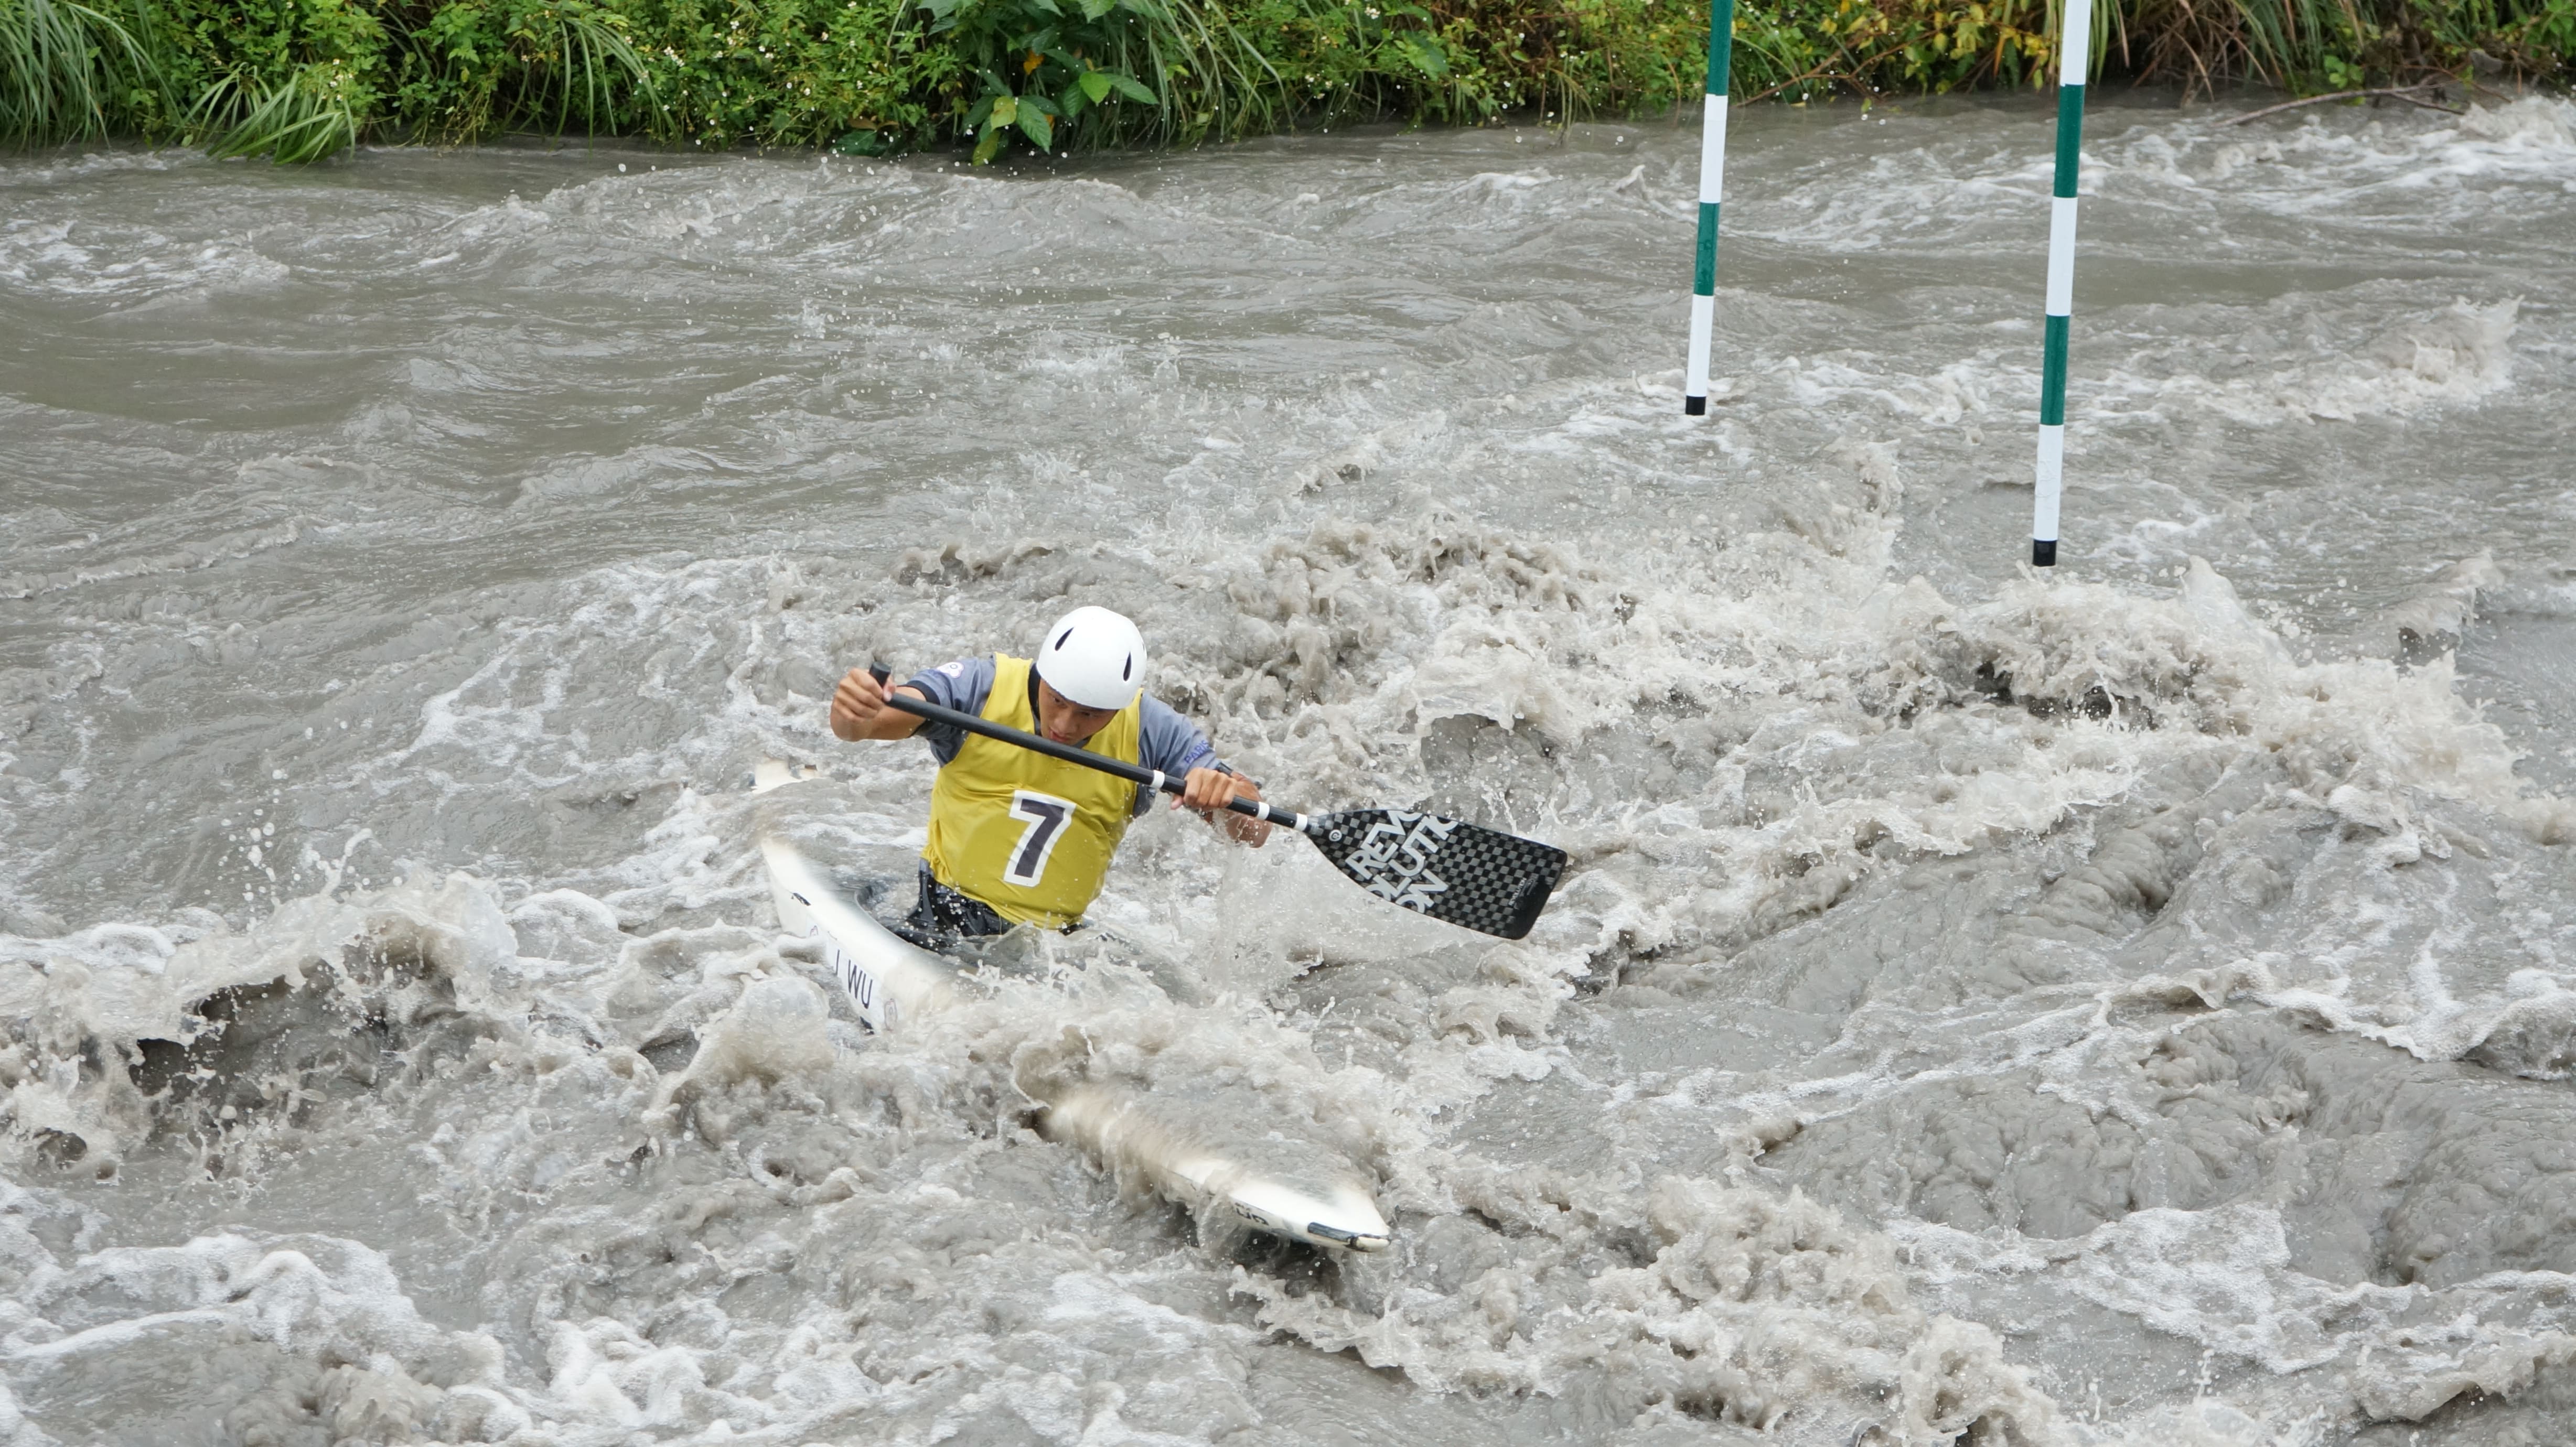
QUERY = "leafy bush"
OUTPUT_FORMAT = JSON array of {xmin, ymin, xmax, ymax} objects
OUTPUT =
[
  {"xmin": 0, "ymin": 0, "xmax": 2564, "ymax": 163},
  {"xmin": 169, "ymin": 0, "xmax": 386, "ymax": 160},
  {"xmin": 386, "ymin": 0, "xmax": 658, "ymax": 145},
  {"xmin": 906, "ymin": 0, "xmax": 1173, "ymax": 156}
]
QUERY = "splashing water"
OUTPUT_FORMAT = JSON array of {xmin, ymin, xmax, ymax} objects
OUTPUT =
[{"xmin": 5, "ymin": 93, "xmax": 2576, "ymax": 1444}]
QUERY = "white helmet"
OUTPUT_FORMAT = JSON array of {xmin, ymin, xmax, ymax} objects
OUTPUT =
[{"xmin": 1034, "ymin": 606, "xmax": 1147, "ymax": 710}]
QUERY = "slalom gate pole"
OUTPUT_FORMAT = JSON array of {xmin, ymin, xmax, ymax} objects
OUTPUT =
[
  {"xmin": 2030, "ymin": 0, "xmax": 2091, "ymax": 566},
  {"xmin": 1682, "ymin": 0, "xmax": 1736, "ymax": 416}
]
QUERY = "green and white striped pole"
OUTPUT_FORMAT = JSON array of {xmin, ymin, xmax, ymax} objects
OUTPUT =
[
  {"xmin": 1683, "ymin": 0, "xmax": 1735, "ymax": 415},
  {"xmin": 2031, "ymin": 0, "xmax": 2091, "ymax": 566}
]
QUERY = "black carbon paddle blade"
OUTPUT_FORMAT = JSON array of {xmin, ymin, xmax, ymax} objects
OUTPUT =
[{"xmin": 1306, "ymin": 809, "xmax": 1568, "ymax": 941}]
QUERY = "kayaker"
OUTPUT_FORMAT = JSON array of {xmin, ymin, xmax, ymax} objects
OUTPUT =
[{"xmin": 829, "ymin": 605, "xmax": 1269, "ymax": 940}]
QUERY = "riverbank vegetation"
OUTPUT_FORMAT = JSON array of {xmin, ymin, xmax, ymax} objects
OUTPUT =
[{"xmin": 3, "ymin": 0, "xmax": 2568, "ymax": 161}]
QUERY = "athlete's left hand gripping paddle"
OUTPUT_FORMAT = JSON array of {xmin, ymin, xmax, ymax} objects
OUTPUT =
[{"xmin": 868, "ymin": 665, "xmax": 1569, "ymax": 941}]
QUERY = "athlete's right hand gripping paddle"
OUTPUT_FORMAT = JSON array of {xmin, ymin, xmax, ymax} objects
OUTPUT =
[{"xmin": 870, "ymin": 669, "xmax": 1568, "ymax": 940}]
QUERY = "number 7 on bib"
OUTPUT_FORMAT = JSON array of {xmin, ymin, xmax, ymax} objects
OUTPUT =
[{"xmin": 1003, "ymin": 790, "xmax": 1076, "ymax": 887}]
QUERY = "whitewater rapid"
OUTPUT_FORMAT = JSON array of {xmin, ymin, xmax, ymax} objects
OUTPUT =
[{"xmin": 4, "ymin": 92, "xmax": 2575, "ymax": 1445}]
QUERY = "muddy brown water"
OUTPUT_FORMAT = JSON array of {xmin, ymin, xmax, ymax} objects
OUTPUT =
[{"xmin": 5, "ymin": 93, "xmax": 2576, "ymax": 1445}]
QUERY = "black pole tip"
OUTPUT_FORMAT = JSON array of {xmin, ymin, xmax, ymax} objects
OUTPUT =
[
  {"xmin": 1684, "ymin": 395, "xmax": 1707, "ymax": 416},
  {"xmin": 2032, "ymin": 539, "xmax": 2057, "ymax": 567}
]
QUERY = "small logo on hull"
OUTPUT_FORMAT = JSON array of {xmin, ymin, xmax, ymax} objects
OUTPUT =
[{"xmin": 820, "ymin": 928, "xmax": 893, "ymax": 1033}]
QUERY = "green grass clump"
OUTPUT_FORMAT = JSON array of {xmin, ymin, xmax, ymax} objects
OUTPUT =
[
  {"xmin": 0, "ymin": 0, "xmax": 2565, "ymax": 164},
  {"xmin": 1, "ymin": 0, "xmax": 170, "ymax": 145}
]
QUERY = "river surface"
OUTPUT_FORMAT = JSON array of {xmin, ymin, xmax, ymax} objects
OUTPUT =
[{"xmin": 5, "ymin": 90, "xmax": 2576, "ymax": 1446}]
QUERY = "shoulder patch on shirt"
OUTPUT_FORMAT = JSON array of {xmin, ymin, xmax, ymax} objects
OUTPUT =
[{"xmin": 938, "ymin": 660, "xmax": 965, "ymax": 678}]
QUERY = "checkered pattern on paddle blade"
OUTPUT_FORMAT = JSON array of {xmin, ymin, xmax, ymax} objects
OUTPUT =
[{"xmin": 1305, "ymin": 809, "xmax": 1568, "ymax": 941}]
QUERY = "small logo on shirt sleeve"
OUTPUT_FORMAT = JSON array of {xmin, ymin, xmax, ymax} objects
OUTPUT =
[{"xmin": 938, "ymin": 660, "xmax": 965, "ymax": 678}]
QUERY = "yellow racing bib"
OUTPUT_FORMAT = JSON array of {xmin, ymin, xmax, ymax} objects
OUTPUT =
[{"xmin": 922, "ymin": 654, "xmax": 1142, "ymax": 928}]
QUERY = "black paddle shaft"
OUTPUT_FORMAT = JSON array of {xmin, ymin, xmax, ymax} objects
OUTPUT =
[
  {"xmin": 871, "ymin": 671, "xmax": 1295, "ymax": 826},
  {"xmin": 866, "ymin": 669, "xmax": 1568, "ymax": 941}
]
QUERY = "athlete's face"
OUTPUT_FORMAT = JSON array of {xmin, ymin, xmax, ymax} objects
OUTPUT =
[{"xmin": 1035, "ymin": 679, "xmax": 1119, "ymax": 745}]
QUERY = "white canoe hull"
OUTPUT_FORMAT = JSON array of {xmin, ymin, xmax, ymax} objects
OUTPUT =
[{"xmin": 753, "ymin": 761, "xmax": 1390, "ymax": 1254}]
